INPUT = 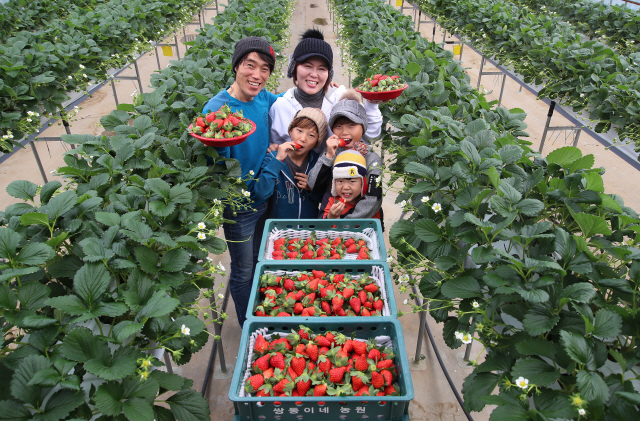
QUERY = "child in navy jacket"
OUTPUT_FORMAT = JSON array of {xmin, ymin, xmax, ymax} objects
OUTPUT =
[{"xmin": 254, "ymin": 108, "xmax": 328, "ymax": 219}]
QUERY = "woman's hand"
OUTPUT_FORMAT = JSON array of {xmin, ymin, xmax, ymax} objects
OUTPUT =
[
  {"xmin": 325, "ymin": 135, "xmax": 340, "ymax": 159},
  {"xmin": 276, "ymin": 142, "xmax": 294, "ymax": 161},
  {"xmin": 327, "ymin": 200, "xmax": 345, "ymax": 219},
  {"xmin": 367, "ymin": 98, "xmax": 392, "ymax": 105},
  {"xmin": 329, "ymin": 81, "xmax": 339, "ymax": 88},
  {"xmin": 295, "ymin": 173, "xmax": 311, "ymax": 191}
]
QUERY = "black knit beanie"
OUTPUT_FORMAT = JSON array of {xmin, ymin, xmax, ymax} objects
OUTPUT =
[
  {"xmin": 286, "ymin": 29, "xmax": 334, "ymax": 78},
  {"xmin": 232, "ymin": 36, "xmax": 276, "ymax": 74}
]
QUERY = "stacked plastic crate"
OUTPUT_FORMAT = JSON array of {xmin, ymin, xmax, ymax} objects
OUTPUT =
[{"xmin": 229, "ymin": 219, "xmax": 413, "ymax": 421}]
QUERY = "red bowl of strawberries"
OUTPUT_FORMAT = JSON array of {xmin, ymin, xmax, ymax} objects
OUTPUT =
[
  {"xmin": 355, "ymin": 74, "xmax": 407, "ymax": 101},
  {"xmin": 187, "ymin": 104, "xmax": 257, "ymax": 147}
]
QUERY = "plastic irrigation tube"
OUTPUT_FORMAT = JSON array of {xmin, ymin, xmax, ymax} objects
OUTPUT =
[
  {"xmin": 201, "ymin": 283, "xmax": 231, "ymax": 396},
  {"xmin": 412, "ymin": 285, "xmax": 475, "ymax": 421}
]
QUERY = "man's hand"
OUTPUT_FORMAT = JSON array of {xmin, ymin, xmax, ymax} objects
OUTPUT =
[
  {"xmin": 266, "ymin": 143, "xmax": 279, "ymax": 154},
  {"xmin": 325, "ymin": 135, "xmax": 340, "ymax": 159},
  {"xmin": 327, "ymin": 200, "xmax": 345, "ymax": 219},
  {"xmin": 276, "ymin": 142, "xmax": 294, "ymax": 161},
  {"xmin": 329, "ymin": 81, "xmax": 339, "ymax": 88},
  {"xmin": 295, "ymin": 173, "xmax": 311, "ymax": 191}
]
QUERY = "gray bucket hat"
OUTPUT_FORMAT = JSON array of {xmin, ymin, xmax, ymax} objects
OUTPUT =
[{"xmin": 328, "ymin": 99, "xmax": 368, "ymax": 133}]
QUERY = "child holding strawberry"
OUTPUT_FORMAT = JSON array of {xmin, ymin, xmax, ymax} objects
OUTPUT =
[
  {"xmin": 309, "ymin": 90, "xmax": 383, "ymax": 222},
  {"xmin": 253, "ymin": 108, "xmax": 328, "ymax": 218},
  {"xmin": 321, "ymin": 150, "xmax": 382, "ymax": 228}
]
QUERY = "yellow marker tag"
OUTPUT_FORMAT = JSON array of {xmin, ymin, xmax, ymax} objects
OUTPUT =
[
  {"xmin": 349, "ymin": 168, "xmax": 356, "ymax": 177},
  {"xmin": 396, "ymin": 0, "xmax": 402, "ymax": 6},
  {"xmin": 453, "ymin": 45, "xmax": 462, "ymax": 56},
  {"xmin": 161, "ymin": 46, "xmax": 173, "ymax": 57}
]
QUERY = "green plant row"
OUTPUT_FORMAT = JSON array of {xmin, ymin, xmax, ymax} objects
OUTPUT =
[
  {"xmin": 0, "ymin": 0, "xmax": 293, "ymax": 420},
  {"xmin": 0, "ymin": 0, "xmax": 209, "ymax": 153},
  {"xmin": 335, "ymin": 0, "xmax": 640, "ymax": 419},
  {"xmin": 518, "ymin": 0, "xmax": 640, "ymax": 56},
  {"xmin": 415, "ymin": 0, "xmax": 640, "ymax": 153},
  {"xmin": 0, "ymin": 0, "xmax": 108, "ymax": 43}
]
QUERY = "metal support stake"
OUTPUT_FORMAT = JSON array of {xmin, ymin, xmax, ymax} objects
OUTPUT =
[
  {"xmin": 443, "ymin": 29, "xmax": 447, "ymax": 43},
  {"xmin": 62, "ymin": 118, "xmax": 72, "ymax": 135},
  {"xmin": 477, "ymin": 56, "xmax": 485, "ymax": 89},
  {"xmin": 111, "ymin": 79, "xmax": 119, "ymax": 107},
  {"xmin": 459, "ymin": 42, "xmax": 464, "ymax": 61},
  {"xmin": 213, "ymin": 315, "xmax": 227, "ymax": 373},
  {"xmin": 163, "ymin": 351, "xmax": 174, "ymax": 374},
  {"xmin": 30, "ymin": 141, "xmax": 48, "ymax": 184},
  {"xmin": 572, "ymin": 128, "xmax": 582, "ymax": 146},
  {"xmin": 413, "ymin": 301, "xmax": 427, "ymax": 365},
  {"xmin": 133, "ymin": 60, "xmax": 144, "ymax": 94},
  {"xmin": 518, "ymin": 85, "xmax": 523, "ymax": 92},
  {"xmin": 539, "ymin": 101, "xmax": 556, "ymax": 153},
  {"xmin": 497, "ymin": 74, "xmax": 507, "ymax": 107},
  {"xmin": 175, "ymin": 34, "xmax": 181, "ymax": 60},
  {"xmin": 463, "ymin": 341, "xmax": 473, "ymax": 361},
  {"xmin": 155, "ymin": 46, "xmax": 162, "ymax": 71}
]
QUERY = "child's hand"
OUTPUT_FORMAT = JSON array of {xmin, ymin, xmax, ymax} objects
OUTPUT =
[
  {"xmin": 295, "ymin": 173, "xmax": 311, "ymax": 191},
  {"xmin": 266, "ymin": 143, "xmax": 279, "ymax": 154},
  {"xmin": 325, "ymin": 135, "xmax": 340, "ymax": 159},
  {"xmin": 328, "ymin": 199, "xmax": 345, "ymax": 219},
  {"xmin": 276, "ymin": 142, "xmax": 295, "ymax": 161}
]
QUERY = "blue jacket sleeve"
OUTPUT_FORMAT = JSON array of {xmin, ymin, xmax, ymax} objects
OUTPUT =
[{"xmin": 252, "ymin": 152, "xmax": 284, "ymax": 204}]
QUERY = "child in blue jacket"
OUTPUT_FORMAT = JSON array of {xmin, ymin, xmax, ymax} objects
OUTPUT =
[{"xmin": 254, "ymin": 108, "xmax": 328, "ymax": 219}]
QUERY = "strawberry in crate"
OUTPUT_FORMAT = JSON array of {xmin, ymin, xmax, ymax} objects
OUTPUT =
[
  {"xmin": 271, "ymin": 234, "xmax": 370, "ymax": 260},
  {"xmin": 254, "ymin": 270, "xmax": 385, "ymax": 317},
  {"xmin": 243, "ymin": 326, "xmax": 401, "ymax": 398},
  {"xmin": 357, "ymin": 74, "xmax": 404, "ymax": 92},
  {"xmin": 188, "ymin": 103, "xmax": 254, "ymax": 139}
]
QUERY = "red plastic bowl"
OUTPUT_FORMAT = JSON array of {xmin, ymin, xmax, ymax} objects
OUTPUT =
[
  {"xmin": 188, "ymin": 120, "xmax": 257, "ymax": 147},
  {"xmin": 355, "ymin": 84, "xmax": 408, "ymax": 101}
]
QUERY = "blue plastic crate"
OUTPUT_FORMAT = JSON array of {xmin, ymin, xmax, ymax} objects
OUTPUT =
[
  {"xmin": 259, "ymin": 219, "xmax": 387, "ymax": 262},
  {"xmin": 246, "ymin": 261, "xmax": 398, "ymax": 320},
  {"xmin": 229, "ymin": 319, "xmax": 413, "ymax": 421}
]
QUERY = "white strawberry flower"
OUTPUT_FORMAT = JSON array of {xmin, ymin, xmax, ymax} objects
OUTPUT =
[
  {"xmin": 399, "ymin": 200, "xmax": 407, "ymax": 208},
  {"xmin": 207, "ymin": 257, "xmax": 213, "ymax": 262},
  {"xmin": 197, "ymin": 232, "xmax": 206, "ymax": 240},
  {"xmin": 242, "ymin": 189, "xmax": 250, "ymax": 197},
  {"xmin": 27, "ymin": 111, "xmax": 34, "ymax": 116},
  {"xmin": 472, "ymin": 301, "xmax": 480, "ymax": 308},
  {"xmin": 26, "ymin": 118, "xmax": 32, "ymax": 122},
  {"xmin": 82, "ymin": 74, "xmax": 87, "ymax": 78},
  {"xmin": 217, "ymin": 263, "xmax": 225, "ymax": 272},
  {"xmin": 68, "ymin": 75, "xmax": 73, "ymax": 80},
  {"xmin": 421, "ymin": 196, "xmax": 429, "ymax": 203},
  {"xmin": 515, "ymin": 376, "xmax": 529, "ymax": 389},
  {"xmin": 461, "ymin": 332, "xmax": 472, "ymax": 344},
  {"xmin": 249, "ymin": 170, "xmax": 255, "ymax": 176},
  {"xmin": 197, "ymin": 222, "xmax": 206, "ymax": 230},
  {"xmin": 455, "ymin": 331, "xmax": 464, "ymax": 340},
  {"xmin": 386, "ymin": 256, "xmax": 393, "ymax": 263},
  {"xmin": 214, "ymin": 209, "xmax": 219, "ymax": 217},
  {"xmin": 131, "ymin": 89, "xmax": 138, "ymax": 96},
  {"xmin": 218, "ymin": 293, "xmax": 224, "ymax": 299},
  {"xmin": 403, "ymin": 299, "xmax": 408, "ymax": 305},
  {"xmin": 181, "ymin": 324, "xmax": 191, "ymax": 336},
  {"xmin": 578, "ymin": 409, "xmax": 586, "ymax": 416},
  {"xmin": 432, "ymin": 203, "xmax": 442, "ymax": 213}
]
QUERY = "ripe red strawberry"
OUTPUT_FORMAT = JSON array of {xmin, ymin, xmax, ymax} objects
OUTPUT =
[
  {"xmin": 254, "ymin": 335, "xmax": 269, "ymax": 354},
  {"xmin": 283, "ymin": 278, "xmax": 295, "ymax": 291},
  {"xmin": 276, "ymin": 312, "xmax": 291, "ymax": 317},
  {"xmin": 371, "ymin": 372, "xmax": 384, "ymax": 389},
  {"xmin": 329, "ymin": 254, "xmax": 341, "ymax": 259},
  {"xmin": 377, "ymin": 359, "xmax": 393, "ymax": 369},
  {"xmin": 373, "ymin": 298, "xmax": 384, "ymax": 312},
  {"xmin": 302, "ymin": 250, "xmax": 315, "ymax": 259},
  {"xmin": 358, "ymin": 290, "xmax": 367, "ymax": 304},
  {"xmin": 298, "ymin": 328, "xmax": 310, "ymax": 340},
  {"xmin": 253, "ymin": 355, "xmax": 270, "ymax": 373},
  {"xmin": 269, "ymin": 337, "xmax": 292, "ymax": 351},
  {"xmin": 344, "ymin": 238, "xmax": 355, "ymax": 247},
  {"xmin": 195, "ymin": 117, "xmax": 206, "ymax": 128},
  {"xmin": 245, "ymin": 374, "xmax": 264, "ymax": 393},
  {"xmin": 335, "ymin": 307, "xmax": 346, "ymax": 316},
  {"xmin": 357, "ymin": 248, "xmax": 370, "ymax": 260},
  {"xmin": 342, "ymin": 287, "xmax": 355, "ymax": 300},
  {"xmin": 315, "ymin": 335, "xmax": 331, "ymax": 348},
  {"xmin": 338, "ymin": 138, "xmax": 348, "ymax": 148},
  {"xmin": 313, "ymin": 384, "xmax": 327, "ymax": 396},
  {"xmin": 361, "ymin": 307, "xmax": 371, "ymax": 317},
  {"xmin": 272, "ymin": 250, "xmax": 284, "ymax": 257},
  {"xmin": 329, "ymin": 366, "xmax": 348, "ymax": 383},
  {"xmin": 262, "ymin": 367, "xmax": 274, "ymax": 380},
  {"xmin": 331, "ymin": 238, "xmax": 342, "ymax": 246},
  {"xmin": 384, "ymin": 384, "xmax": 400, "ymax": 395},
  {"xmin": 287, "ymin": 251, "xmax": 298, "ymax": 259},
  {"xmin": 293, "ymin": 142, "xmax": 302, "ymax": 150},
  {"xmin": 288, "ymin": 366, "xmax": 298, "ymax": 381},
  {"xmin": 349, "ymin": 297, "xmax": 361, "ymax": 314},
  {"xmin": 363, "ymin": 301, "xmax": 373, "ymax": 310},
  {"xmin": 325, "ymin": 332, "xmax": 335, "ymax": 344},
  {"xmin": 291, "ymin": 356, "xmax": 306, "ymax": 377},
  {"xmin": 321, "ymin": 301, "xmax": 332, "ymax": 315},
  {"xmin": 332, "ymin": 295, "xmax": 344, "ymax": 313},
  {"xmin": 343, "ymin": 339, "xmax": 354, "ymax": 354},
  {"xmin": 318, "ymin": 356, "xmax": 332, "ymax": 374},
  {"xmin": 355, "ymin": 385, "xmax": 371, "ymax": 396},
  {"xmin": 346, "ymin": 244, "xmax": 358, "ymax": 253},
  {"xmin": 256, "ymin": 389, "xmax": 270, "ymax": 397},
  {"xmin": 306, "ymin": 343, "xmax": 319, "ymax": 361},
  {"xmin": 303, "ymin": 306, "xmax": 316, "ymax": 316},
  {"xmin": 296, "ymin": 376, "xmax": 311, "ymax": 395},
  {"xmin": 312, "ymin": 270, "xmax": 325, "ymax": 278},
  {"xmin": 364, "ymin": 284, "xmax": 378, "ymax": 293},
  {"xmin": 368, "ymin": 348, "xmax": 381, "ymax": 362},
  {"xmin": 270, "ymin": 352, "xmax": 285, "ymax": 370},
  {"xmin": 381, "ymin": 369, "xmax": 393, "ymax": 386},
  {"xmin": 352, "ymin": 341, "xmax": 367, "ymax": 356},
  {"xmin": 287, "ymin": 244, "xmax": 298, "ymax": 252},
  {"xmin": 307, "ymin": 279, "xmax": 319, "ymax": 291},
  {"xmin": 355, "ymin": 354, "xmax": 368, "ymax": 372},
  {"xmin": 273, "ymin": 378, "xmax": 290, "ymax": 393},
  {"xmin": 295, "ymin": 343, "xmax": 306, "ymax": 355},
  {"xmin": 294, "ymin": 303, "xmax": 304, "ymax": 315}
]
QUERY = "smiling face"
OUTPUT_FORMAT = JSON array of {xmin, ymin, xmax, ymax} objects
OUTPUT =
[
  {"xmin": 289, "ymin": 119, "xmax": 319, "ymax": 155},
  {"xmin": 294, "ymin": 57, "xmax": 329, "ymax": 95},
  {"xmin": 335, "ymin": 177, "xmax": 362, "ymax": 203},
  {"xmin": 332, "ymin": 117, "xmax": 364, "ymax": 149},
  {"xmin": 233, "ymin": 52, "xmax": 272, "ymax": 101}
]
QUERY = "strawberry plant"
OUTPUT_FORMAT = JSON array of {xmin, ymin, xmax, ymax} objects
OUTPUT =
[
  {"xmin": 334, "ymin": 0, "xmax": 640, "ymax": 418},
  {"xmin": 242, "ymin": 326, "xmax": 401, "ymax": 398},
  {"xmin": 253, "ymin": 270, "xmax": 386, "ymax": 317}
]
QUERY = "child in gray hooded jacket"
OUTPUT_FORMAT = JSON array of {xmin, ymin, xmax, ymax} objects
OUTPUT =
[{"xmin": 307, "ymin": 90, "xmax": 383, "ymax": 221}]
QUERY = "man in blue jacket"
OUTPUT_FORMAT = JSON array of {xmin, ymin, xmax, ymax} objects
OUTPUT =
[{"xmin": 202, "ymin": 36, "xmax": 281, "ymax": 327}]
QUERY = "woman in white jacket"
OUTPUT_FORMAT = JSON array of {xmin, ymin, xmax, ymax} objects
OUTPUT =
[{"xmin": 269, "ymin": 28, "xmax": 383, "ymax": 151}]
